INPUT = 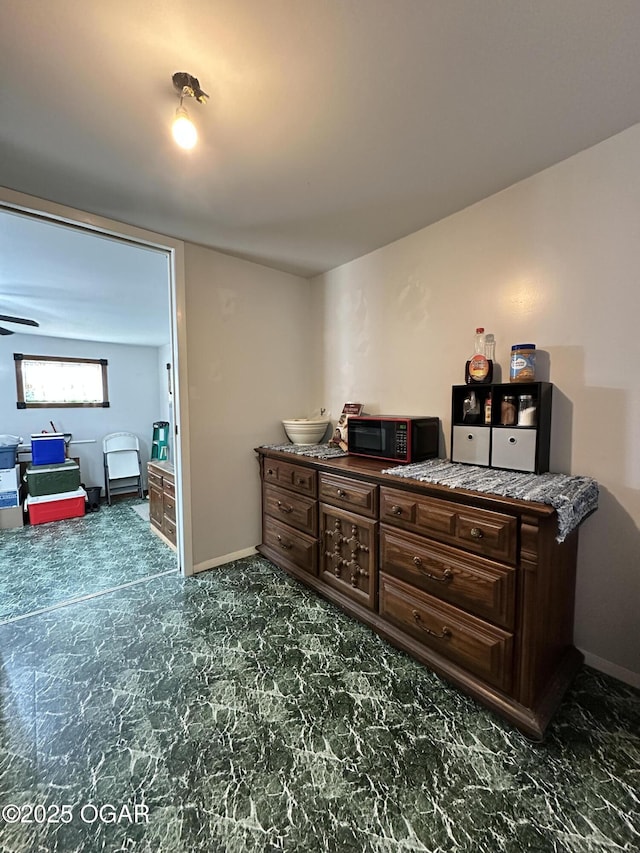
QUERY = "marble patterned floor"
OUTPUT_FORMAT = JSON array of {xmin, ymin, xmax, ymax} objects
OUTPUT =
[
  {"xmin": 0, "ymin": 499, "xmax": 176, "ymax": 623},
  {"xmin": 0, "ymin": 556, "xmax": 638, "ymax": 853}
]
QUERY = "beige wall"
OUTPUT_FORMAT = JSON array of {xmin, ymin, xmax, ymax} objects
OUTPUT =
[
  {"xmin": 184, "ymin": 243, "xmax": 312, "ymax": 570},
  {"xmin": 310, "ymin": 124, "xmax": 640, "ymax": 685}
]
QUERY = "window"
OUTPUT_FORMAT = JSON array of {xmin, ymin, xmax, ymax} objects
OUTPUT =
[{"xmin": 14, "ymin": 354, "xmax": 109, "ymax": 409}]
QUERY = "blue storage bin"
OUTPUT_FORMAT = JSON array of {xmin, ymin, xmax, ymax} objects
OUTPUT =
[
  {"xmin": 31, "ymin": 433, "xmax": 66, "ymax": 465},
  {"xmin": 0, "ymin": 447, "xmax": 18, "ymax": 468},
  {"xmin": 0, "ymin": 435, "xmax": 21, "ymax": 469}
]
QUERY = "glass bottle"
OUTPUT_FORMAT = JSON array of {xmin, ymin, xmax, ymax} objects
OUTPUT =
[
  {"xmin": 484, "ymin": 333, "xmax": 496, "ymax": 363},
  {"xmin": 484, "ymin": 392, "xmax": 492, "ymax": 425},
  {"xmin": 465, "ymin": 327, "xmax": 493, "ymax": 384}
]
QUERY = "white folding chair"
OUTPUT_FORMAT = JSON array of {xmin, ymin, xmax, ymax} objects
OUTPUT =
[{"xmin": 103, "ymin": 432, "xmax": 144, "ymax": 505}]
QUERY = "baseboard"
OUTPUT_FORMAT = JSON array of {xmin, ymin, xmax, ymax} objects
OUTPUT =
[
  {"xmin": 581, "ymin": 650, "xmax": 640, "ymax": 689},
  {"xmin": 192, "ymin": 546, "xmax": 257, "ymax": 574}
]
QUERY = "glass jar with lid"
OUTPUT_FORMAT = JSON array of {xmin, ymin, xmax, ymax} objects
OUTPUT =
[
  {"xmin": 517, "ymin": 394, "xmax": 536, "ymax": 426},
  {"xmin": 501, "ymin": 395, "xmax": 517, "ymax": 425}
]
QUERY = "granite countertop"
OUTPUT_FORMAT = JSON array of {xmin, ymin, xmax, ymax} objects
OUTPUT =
[{"xmin": 258, "ymin": 444, "xmax": 599, "ymax": 542}]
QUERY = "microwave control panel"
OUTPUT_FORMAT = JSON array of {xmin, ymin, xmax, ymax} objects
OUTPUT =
[{"xmin": 395, "ymin": 423, "xmax": 408, "ymax": 457}]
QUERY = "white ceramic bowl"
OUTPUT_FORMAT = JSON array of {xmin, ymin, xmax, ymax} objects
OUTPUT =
[{"xmin": 282, "ymin": 418, "xmax": 330, "ymax": 445}]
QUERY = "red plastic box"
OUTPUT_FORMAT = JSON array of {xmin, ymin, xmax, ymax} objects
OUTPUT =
[{"xmin": 26, "ymin": 487, "xmax": 86, "ymax": 525}]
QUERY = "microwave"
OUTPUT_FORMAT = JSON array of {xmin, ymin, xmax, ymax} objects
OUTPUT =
[{"xmin": 347, "ymin": 416, "xmax": 439, "ymax": 463}]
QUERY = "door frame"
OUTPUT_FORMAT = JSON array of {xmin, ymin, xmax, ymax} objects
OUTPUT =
[{"xmin": 0, "ymin": 186, "xmax": 193, "ymax": 576}]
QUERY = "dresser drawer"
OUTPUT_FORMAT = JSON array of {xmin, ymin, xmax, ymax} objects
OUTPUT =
[
  {"xmin": 380, "ymin": 525, "xmax": 515, "ymax": 629},
  {"xmin": 164, "ymin": 492, "xmax": 176, "ymax": 523},
  {"xmin": 148, "ymin": 468, "xmax": 163, "ymax": 489},
  {"xmin": 163, "ymin": 478, "xmax": 175, "ymax": 499},
  {"xmin": 319, "ymin": 473, "xmax": 378, "ymax": 519},
  {"xmin": 380, "ymin": 486, "xmax": 517, "ymax": 564},
  {"xmin": 163, "ymin": 515, "xmax": 177, "ymax": 546},
  {"xmin": 379, "ymin": 573, "xmax": 513, "ymax": 692},
  {"xmin": 264, "ymin": 516, "xmax": 318, "ymax": 577},
  {"xmin": 263, "ymin": 484, "xmax": 317, "ymax": 536},
  {"xmin": 263, "ymin": 458, "xmax": 317, "ymax": 497},
  {"xmin": 320, "ymin": 505, "xmax": 378, "ymax": 611}
]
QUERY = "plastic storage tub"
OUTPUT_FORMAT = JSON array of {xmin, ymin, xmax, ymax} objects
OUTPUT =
[
  {"xmin": 25, "ymin": 460, "xmax": 81, "ymax": 497},
  {"xmin": 0, "ymin": 435, "xmax": 21, "ymax": 469},
  {"xmin": 26, "ymin": 487, "xmax": 86, "ymax": 525},
  {"xmin": 31, "ymin": 433, "xmax": 66, "ymax": 465}
]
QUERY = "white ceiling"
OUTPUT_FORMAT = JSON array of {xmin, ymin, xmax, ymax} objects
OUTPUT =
[
  {"xmin": 1, "ymin": 1, "xmax": 640, "ymax": 341},
  {"xmin": 0, "ymin": 211, "xmax": 171, "ymax": 346}
]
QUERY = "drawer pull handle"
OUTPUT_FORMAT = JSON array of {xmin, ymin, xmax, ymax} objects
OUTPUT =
[
  {"xmin": 266, "ymin": 468, "xmax": 275, "ymax": 475},
  {"xmin": 470, "ymin": 527, "xmax": 484, "ymax": 539},
  {"xmin": 337, "ymin": 488, "xmax": 347, "ymax": 498},
  {"xmin": 411, "ymin": 610, "xmax": 451, "ymax": 639},
  {"xmin": 467, "ymin": 434, "xmax": 474, "ymax": 441},
  {"xmin": 276, "ymin": 535, "xmax": 292, "ymax": 550},
  {"xmin": 391, "ymin": 505, "xmax": 403, "ymax": 515},
  {"xmin": 412, "ymin": 556, "xmax": 453, "ymax": 583},
  {"xmin": 277, "ymin": 501, "xmax": 293, "ymax": 514}
]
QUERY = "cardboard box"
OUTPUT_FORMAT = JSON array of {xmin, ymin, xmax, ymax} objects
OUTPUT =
[
  {"xmin": 26, "ymin": 487, "xmax": 86, "ymax": 525},
  {"xmin": 0, "ymin": 465, "xmax": 18, "ymax": 489},
  {"xmin": 0, "ymin": 491, "xmax": 20, "ymax": 509},
  {"xmin": 0, "ymin": 505, "xmax": 24, "ymax": 529},
  {"xmin": 0, "ymin": 466, "xmax": 19, "ymax": 507}
]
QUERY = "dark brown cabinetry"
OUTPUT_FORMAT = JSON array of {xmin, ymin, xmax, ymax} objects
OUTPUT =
[
  {"xmin": 319, "ymin": 472, "xmax": 378, "ymax": 610},
  {"xmin": 257, "ymin": 448, "xmax": 584, "ymax": 739},
  {"xmin": 148, "ymin": 461, "xmax": 176, "ymax": 548},
  {"xmin": 261, "ymin": 458, "xmax": 319, "ymax": 577}
]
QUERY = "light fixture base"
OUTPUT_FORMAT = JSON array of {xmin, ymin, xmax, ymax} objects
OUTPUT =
[{"xmin": 172, "ymin": 72, "xmax": 208, "ymax": 104}]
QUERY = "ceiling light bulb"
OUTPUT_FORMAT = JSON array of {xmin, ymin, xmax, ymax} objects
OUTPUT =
[{"xmin": 172, "ymin": 106, "xmax": 197, "ymax": 150}]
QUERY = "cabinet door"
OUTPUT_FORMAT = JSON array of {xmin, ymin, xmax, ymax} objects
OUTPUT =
[
  {"xmin": 451, "ymin": 425, "xmax": 490, "ymax": 466},
  {"xmin": 491, "ymin": 428, "xmax": 537, "ymax": 472},
  {"xmin": 320, "ymin": 505, "xmax": 377, "ymax": 610},
  {"xmin": 149, "ymin": 482, "xmax": 163, "ymax": 529}
]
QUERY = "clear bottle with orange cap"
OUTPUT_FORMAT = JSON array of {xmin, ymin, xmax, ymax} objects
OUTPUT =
[{"xmin": 465, "ymin": 327, "xmax": 493, "ymax": 384}]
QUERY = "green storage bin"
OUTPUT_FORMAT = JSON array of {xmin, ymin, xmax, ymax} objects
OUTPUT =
[{"xmin": 25, "ymin": 460, "xmax": 81, "ymax": 497}]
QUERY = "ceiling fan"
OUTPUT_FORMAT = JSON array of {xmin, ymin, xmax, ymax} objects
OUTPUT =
[{"xmin": 0, "ymin": 313, "xmax": 40, "ymax": 336}]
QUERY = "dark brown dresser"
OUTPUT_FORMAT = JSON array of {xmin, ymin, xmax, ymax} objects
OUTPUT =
[{"xmin": 256, "ymin": 447, "xmax": 592, "ymax": 739}]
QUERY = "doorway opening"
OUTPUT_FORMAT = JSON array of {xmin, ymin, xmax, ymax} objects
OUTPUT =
[{"xmin": 0, "ymin": 188, "xmax": 192, "ymax": 623}]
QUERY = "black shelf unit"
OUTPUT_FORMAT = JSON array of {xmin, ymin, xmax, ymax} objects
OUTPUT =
[{"xmin": 451, "ymin": 381, "xmax": 553, "ymax": 474}]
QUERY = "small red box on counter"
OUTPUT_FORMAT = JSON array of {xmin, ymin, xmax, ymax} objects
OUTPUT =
[{"xmin": 25, "ymin": 487, "xmax": 86, "ymax": 525}]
